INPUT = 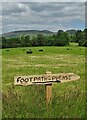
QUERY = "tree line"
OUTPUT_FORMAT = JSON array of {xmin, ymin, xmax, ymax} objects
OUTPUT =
[
  {"xmin": 1, "ymin": 29, "xmax": 87, "ymax": 48},
  {"xmin": 70, "ymin": 28, "xmax": 87, "ymax": 47}
]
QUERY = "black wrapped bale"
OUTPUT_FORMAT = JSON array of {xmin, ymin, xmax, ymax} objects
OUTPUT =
[
  {"xmin": 39, "ymin": 49, "xmax": 43, "ymax": 52},
  {"xmin": 26, "ymin": 50, "xmax": 32, "ymax": 54},
  {"xmin": 66, "ymin": 48, "xmax": 69, "ymax": 50},
  {"xmin": 6, "ymin": 50, "xmax": 10, "ymax": 51}
]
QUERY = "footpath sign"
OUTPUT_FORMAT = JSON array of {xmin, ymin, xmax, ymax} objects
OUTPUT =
[
  {"xmin": 14, "ymin": 72, "xmax": 80, "ymax": 86},
  {"xmin": 14, "ymin": 71, "xmax": 80, "ymax": 106}
]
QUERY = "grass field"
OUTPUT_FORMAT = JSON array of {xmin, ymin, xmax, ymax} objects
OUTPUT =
[{"xmin": 2, "ymin": 44, "xmax": 86, "ymax": 118}]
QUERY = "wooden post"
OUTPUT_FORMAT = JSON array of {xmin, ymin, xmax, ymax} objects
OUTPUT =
[
  {"xmin": 45, "ymin": 71, "xmax": 52, "ymax": 107},
  {"xmin": 45, "ymin": 83, "xmax": 52, "ymax": 107}
]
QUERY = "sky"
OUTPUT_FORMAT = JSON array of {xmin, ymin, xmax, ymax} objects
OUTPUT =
[{"xmin": 1, "ymin": 1, "xmax": 86, "ymax": 34}]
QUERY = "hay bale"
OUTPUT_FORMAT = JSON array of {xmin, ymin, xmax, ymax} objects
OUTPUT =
[
  {"xmin": 26, "ymin": 50, "xmax": 32, "ymax": 54},
  {"xmin": 66, "ymin": 48, "xmax": 69, "ymax": 50},
  {"xmin": 6, "ymin": 50, "xmax": 10, "ymax": 51},
  {"xmin": 39, "ymin": 49, "xmax": 43, "ymax": 52}
]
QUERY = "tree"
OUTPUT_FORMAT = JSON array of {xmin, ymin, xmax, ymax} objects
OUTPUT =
[
  {"xmin": 78, "ymin": 29, "xmax": 87, "ymax": 47},
  {"xmin": 46, "ymin": 35, "xmax": 55, "ymax": 46},
  {"xmin": 57, "ymin": 30, "xmax": 64, "ymax": 38},
  {"xmin": 24, "ymin": 35, "xmax": 32, "ymax": 47},
  {"xmin": 20, "ymin": 35, "xmax": 25, "ymax": 47},
  {"xmin": 70, "ymin": 35, "xmax": 76, "ymax": 42},
  {"xmin": 54, "ymin": 31, "xmax": 69, "ymax": 46},
  {"xmin": 31, "ymin": 36, "xmax": 38, "ymax": 46},
  {"xmin": 36, "ymin": 34, "xmax": 45, "ymax": 46},
  {"xmin": 2, "ymin": 37, "xmax": 7, "ymax": 48},
  {"xmin": 75, "ymin": 30, "xmax": 82, "ymax": 43}
]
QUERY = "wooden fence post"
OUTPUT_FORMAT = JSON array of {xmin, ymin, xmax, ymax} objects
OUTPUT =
[{"xmin": 45, "ymin": 83, "xmax": 52, "ymax": 106}]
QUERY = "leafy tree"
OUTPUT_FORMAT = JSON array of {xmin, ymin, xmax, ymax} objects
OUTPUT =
[
  {"xmin": 46, "ymin": 35, "xmax": 55, "ymax": 46},
  {"xmin": 19, "ymin": 35, "xmax": 26, "ymax": 47},
  {"xmin": 2, "ymin": 37, "xmax": 7, "ymax": 48},
  {"xmin": 75, "ymin": 30, "xmax": 82, "ymax": 43},
  {"xmin": 55, "ymin": 31, "xmax": 69, "ymax": 46},
  {"xmin": 78, "ymin": 29, "xmax": 87, "ymax": 47},
  {"xmin": 24, "ymin": 35, "xmax": 32, "ymax": 47},
  {"xmin": 57, "ymin": 30, "xmax": 64, "ymax": 37},
  {"xmin": 36, "ymin": 34, "xmax": 45, "ymax": 46},
  {"xmin": 70, "ymin": 35, "xmax": 76, "ymax": 42},
  {"xmin": 31, "ymin": 36, "xmax": 38, "ymax": 46}
]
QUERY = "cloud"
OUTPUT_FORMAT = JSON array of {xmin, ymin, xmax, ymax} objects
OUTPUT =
[
  {"xmin": 1, "ymin": 2, "xmax": 85, "ymax": 33},
  {"xmin": 2, "ymin": 3, "xmax": 28, "ymax": 15},
  {"xmin": 1, "ymin": 0, "xmax": 86, "ymax": 2}
]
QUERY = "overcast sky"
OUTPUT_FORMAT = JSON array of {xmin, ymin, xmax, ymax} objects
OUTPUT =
[{"xmin": 1, "ymin": 2, "xmax": 85, "ymax": 34}]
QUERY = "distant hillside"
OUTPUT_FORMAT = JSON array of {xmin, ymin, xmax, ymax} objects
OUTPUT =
[
  {"xmin": 66, "ymin": 29, "xmax": 77, "ymax": 35},
  {"xmin": 2, "ymin": 29, "xmax": 77, "ymax": 38},
  {"xmin": 2, "ymin": 30, "xmax": 54, "ymax": 38}
]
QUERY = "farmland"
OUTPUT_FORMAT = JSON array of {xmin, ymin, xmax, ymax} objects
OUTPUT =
[{"xmin": 2, "ymin": 44, "xmax": 86, "ymax": 118}]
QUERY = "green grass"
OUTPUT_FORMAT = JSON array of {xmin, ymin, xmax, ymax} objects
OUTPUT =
[{"xmin": 2, "ymin": 45, "xmax": 85, "ymax": 118}]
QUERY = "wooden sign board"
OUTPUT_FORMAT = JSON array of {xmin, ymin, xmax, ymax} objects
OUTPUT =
[{"xmin": 14, "ymin": 72, "xmax": 80, "ymax": 86}]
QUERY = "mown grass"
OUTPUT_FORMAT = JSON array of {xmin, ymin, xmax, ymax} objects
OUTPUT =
[{"xmin": 2, "ymin": 44, "xmax": 85, "ymax": 118}]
